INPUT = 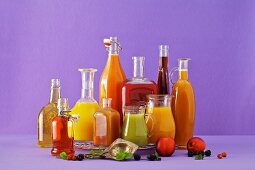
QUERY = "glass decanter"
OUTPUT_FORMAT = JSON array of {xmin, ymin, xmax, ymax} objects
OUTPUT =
[
  {"xmin": 122, "ymin": 56, "xmax": 157, "ymax": 112},
  {"xmin": 70, "ymin": 68, "xmax": 99, "ymax": 143},
  {"xmin": 93, "ymin": 98, "xmax": 120, "ymax": 146},
  {"xmin": 38, "ymin": 79, "xmax": 61, "ymax": 148},
  {"xmin": 170, "ymin": 58, "xmax": 195, "ymax": 149}
]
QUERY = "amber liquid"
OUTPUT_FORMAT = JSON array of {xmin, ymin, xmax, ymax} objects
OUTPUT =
[
  {"xmin": 38, "ymin": 103, "xmax": 58, "ymax": 147},
  {"xmin": 94, "ymin": 108, "xmax": 120, "ymax": 146},
  {"xmin": 99, "ymin": 54, "xmax": 126, "ymax": 125},
  {"xmin": 171, "ymin": 70, "xmax": 195, "ymax": 148},
  {"xmin": 122, "ymin": 83, "xmax": 157, "ymax": 107},
  {"xmin": 157, "ymin": 57, "xmax": 169, "ymax": 94},
  {"xmin": 51, "ymin": 116, "xmax": 74, "ymax": 156}
]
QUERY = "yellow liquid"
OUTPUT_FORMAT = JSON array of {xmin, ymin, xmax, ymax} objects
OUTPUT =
[
  {"xmin": 146, "ymin": 106, "xmax": 175, "ymax": 144},
  {"xmin": 38, "ymin": 103, "xmax": 58, "ymax": 147},
  {"xmin": 70, "ymin": 102, "xmax": 99, "ymax": 141}
]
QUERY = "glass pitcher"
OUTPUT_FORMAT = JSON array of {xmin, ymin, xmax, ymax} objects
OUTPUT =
[
  {"xmin": 122, "ymin": 106, "xmax": 150, "ymax": 147},
  {"xmin": 146, "ymin": 95, "xmax": 175, "ymax": 144}
]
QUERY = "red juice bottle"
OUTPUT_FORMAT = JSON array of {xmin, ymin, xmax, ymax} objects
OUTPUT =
[
  {"xmin": 122, "ymin": 56, "xmax": 157, "ymax": 112},
  {"xmin": 51, "ymin": 98, "xmax": 78, "ymax": 156},
  {"xmin": 157, "ymin": 45, "xmax": 170, "ymax": 94}
]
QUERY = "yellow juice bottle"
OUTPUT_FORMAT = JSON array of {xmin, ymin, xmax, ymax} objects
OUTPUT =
[{"xmin": 70, "ymin": 68, "xmax": 99, "ymax": 142}]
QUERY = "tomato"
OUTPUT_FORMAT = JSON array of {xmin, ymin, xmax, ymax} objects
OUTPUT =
[{"xmin": 156, "ymin": 137, "xmax": 175, "ymax": 157}]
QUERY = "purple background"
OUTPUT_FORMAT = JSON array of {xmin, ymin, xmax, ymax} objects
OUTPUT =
[{"xmin": 0, "ymin": 0, "xmax": 255, "ymax": 135}]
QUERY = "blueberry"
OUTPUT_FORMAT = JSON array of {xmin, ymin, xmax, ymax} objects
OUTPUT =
[
  {"xmin": 76, "ymin": 154, "xmax": 84, "ymax": 161},
  {"xmin": 205, "ymin": 150, "xmax": 211, "ymax": 157},
  {"xmin": 147, "ymin": 154, "xmax": 156, "ymax": 161},
  {"xmin": 188, "ymin": 151, "xmax": 194, "ymax": 157}
]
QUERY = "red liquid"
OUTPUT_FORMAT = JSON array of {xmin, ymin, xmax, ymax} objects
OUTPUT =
[
  {"xmin": 122, "ymin": 83, "xmax": 157, "ymax": 107},
  {"xmin": 157, "ymin": 57, "xmax": 169, "ymax": 94},
  {"xmin": 51, "ymin": 116, "xmax": 74, "ymax": 156}
]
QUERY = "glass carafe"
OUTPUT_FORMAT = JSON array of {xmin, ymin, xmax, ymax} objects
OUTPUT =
[
  {"xmin": 146, "ymin": 95, "xmax": 175, "ymax": 144},
  {"xmin": 38, "ymin": 79, "xmax": 60, "ymax": 148},
  {"xmin": 99, "ymin": 37, "xmax": 126, "ymax": 125},
  {"xmin": 93, "ymin": 98, "xmax": 120, "ymax": 146},
  {"xmin": 51, "ymin": 98, "xmax": 78, "ymax": 156},
  {"xmin": 122, "ymin": 106, "xmax": 149, "ymax": 147},
  {"xmin": 157, "ymin": 45, "xmax": 170, "ymax": 94},
  {"xmin": 70, "ymin": 68, "xmax": 99, "ymax": 143},
  {"xmin": 122, "ymin": 56, "xmax": 157, "ymax": 112},
  {"xmin": 170, "ymin": 58, "xmax": 195, "ymax": 149}
]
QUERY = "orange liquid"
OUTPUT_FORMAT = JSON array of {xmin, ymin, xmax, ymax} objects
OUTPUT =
[
  {"xmin": 171, "ymin": 70, "xmax": 195, "ymax": 148},
  {"xmin": 94, "ymin": 108, "xmax": 120, "ymax": 146},
  {"xmin": 146, "ymin": 106, "xmax": 175, "ymax": 144},
  {"xmin": 99, "ymin": 54, "xmax": 126, "ymax": 124}
]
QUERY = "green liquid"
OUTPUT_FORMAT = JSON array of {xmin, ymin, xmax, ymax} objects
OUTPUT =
[{"xmin": 121, "ymin": 113, "xmax": 148, "ymax": 146}]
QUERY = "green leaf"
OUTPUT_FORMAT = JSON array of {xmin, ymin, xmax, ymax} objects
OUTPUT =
[
  {"xmin": 124, "ymin": 152, "xmax": 133, "ymax": 159},
  {"xmin": 195, "ymin": 154, "xmax": 204, "ymax": 160},
  {"xmin": 116, "ymin": 152, "xmax": 126, "ymax": 161},
  {"xmin": 59, "ymin": 152, "xmax": 67, "ymax": 160}
]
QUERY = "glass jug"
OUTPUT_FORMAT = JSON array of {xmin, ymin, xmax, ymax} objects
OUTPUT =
[
  {"xmin": 146, "ymin": 95, "xmax": 175, "ymax": 144},
  {"xmin": 122, "ymin": 106, "xmax": 151, "ymax": 147}
]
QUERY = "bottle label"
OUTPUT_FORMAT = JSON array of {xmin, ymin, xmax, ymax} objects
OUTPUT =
[{"xmin": 96, "ymin": 115, "xmax": 107, "ymax": 137}]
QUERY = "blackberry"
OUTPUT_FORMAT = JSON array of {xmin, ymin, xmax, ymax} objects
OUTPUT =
[
  {"xmin": 147, "ymin": 154, "xmax": 156, "ymax": 161},
  {"xmin": 134, "ymin": 154, "xmax": 141, "ymax": 161},
  {"xmin": 198, "ymin": 151, "xmax": 205, "ymax": 156},
  {"xmin": 188, "ymin": 151, "xmax": 194, "ymax": 157},
  {"xmin": 205, "ymin": 150, "xmax": 211, "ymax": 157},
  {"xmin": 76, "ymin": 154, "xmax": 85, "ymax": 161}
]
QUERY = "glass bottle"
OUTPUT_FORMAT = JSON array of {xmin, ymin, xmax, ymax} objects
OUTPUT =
[
  {"xmin": 146, "ymin": 95, "xmax": 175, "ymax": 144},
  {"xmin": 51, "ymin": 98, "xmax": 78, "ymax": 156},
  {"xmin": 122, "ymin": 56, "xmax": 157, "ymax": 112},
  {"xmin": 170, "ymin": 58, "xmax": 195, "ymax": 149},
  {"xmin": 93, "ymin": 98, "xmax": 120, "ymax": 146},
  {"xmin": 99, "ymin": 37, "xmax": 126, "ymax": 125},
  {"xmin": 157, "ymin": 45, "xmax": 170, "ymax": 94},
  {"xmin": 70, "ymin": 68, "xmax": 99, "ymax": 143},
  {"xmin": 122, "ymin": 106, "xmax": 148, "ymax": 147},
  {"xmin": 38, "ymin": 79, "xmax": 60, "ymax": 148}
]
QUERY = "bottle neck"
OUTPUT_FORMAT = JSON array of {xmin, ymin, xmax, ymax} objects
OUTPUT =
[
  {"xmin": 50, "ymin": 87, "xmax": 60, "ymax": 103},
  {"xmin": 178, "ymin": 69, "xmax": 188, "ymax": 80},
  {"xmin": 159, "ymin": 57, "xmax": 168, "ymax": 69},
  {"xmin": 133, "ymin": 57, "xmax": 145, "ymax": 79},
  {"xmin": 81, "ymin": 88, "xmax": 94, "ymax": 99}
]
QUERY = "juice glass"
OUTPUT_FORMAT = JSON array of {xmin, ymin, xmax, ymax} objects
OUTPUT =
[
  {"xmin": 146, "ymin": 95, "xmax": 175, "ymax": 144},
  {"xmin": 122, "ymin": 106, "xmax": 149, "ymax": 147}
]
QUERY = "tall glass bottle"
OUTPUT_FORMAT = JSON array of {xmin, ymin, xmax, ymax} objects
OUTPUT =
[
  {"xmin": 157, "ymin": 45, "xmax": 170, "ymax": 94},
  {"xmin": 99, "ymin": 37, "xmax": 126, "ymax": 125},
  {"xmin": 93, "ymin": 98, "xmax": 120, "ymax": 146},
  {"xmin": 171, "ymin": 58, "xmax": 195, "ymax": 149},
  {"xmin": 38, "ymin": 79, "xmax": 60, "ymax": 148},
  {"xmin": 70, "ymin": 68, "xmax": 99, "ymax": 143},
  {"xmin": 122, "ymin": 56, "xmax": 157, "ymax": 111},
  {"xmin": 51, "ymin": 98, "xmax": 78, "ymax": 156}
]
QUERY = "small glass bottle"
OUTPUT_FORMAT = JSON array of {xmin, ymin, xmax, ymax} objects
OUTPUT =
[
  {"xmin": 51, "ymin": 98, "xmax": 78, "ymax": 156},
  {"xmin": 122, "ymin": 56, "xmax": 157, "ymax": 112},
  {"xmin": 99, "ymin": 37, "xmax": 126, "ymax": 125},
  {"xmin": 170, "ymin": 58, "xmax": 195, "ymax": 149},
  {"xmin": 93, "ymin": 98, "xmax": 120, "ymax": 146},
  {"xmin": 38, "ymin": 79, "xmax": 61, "ymax": 148},
  {"xmin": 157, "ymin": 45, "xmax": 170, "ymax": 94},
  {"xmin": 70, "ymin": 68, "xmax": 99, "ymax": 143}
]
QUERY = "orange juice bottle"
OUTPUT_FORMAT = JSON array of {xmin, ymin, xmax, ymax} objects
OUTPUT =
[
  {"xmin": 171, "ymin": 58, "xmax": 195, "ymax": 149},
  {"xmin": 99, "ymin": 37, "xmax": 126, "ymax": 125}
]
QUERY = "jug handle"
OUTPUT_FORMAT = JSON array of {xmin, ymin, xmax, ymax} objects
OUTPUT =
[
  {"xmin": 170, "ymin": 67, "xmax": 178, "ymax": 86},
  {"xmin": 145, "ymin": 111, "xmax": 156, "ymax": 138}
]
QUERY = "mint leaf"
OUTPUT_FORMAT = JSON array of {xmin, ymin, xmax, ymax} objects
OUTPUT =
[
  {"xmin": 195, "ymin": 154, "xmax": 204, "ymax": 160},
  {"xmin": 116, "ymin": 152, "xmax": 126, "ymax": 161},
  {"xmin": 60, "ymin": 152, "xmax": 67, "ymax": 160},
  {"xmin": 124, "ymin": 152, "xmax": 133, "ymax": 159}
]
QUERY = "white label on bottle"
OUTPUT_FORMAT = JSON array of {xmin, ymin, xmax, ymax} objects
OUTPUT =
[
  {"xmin": 38, "ymin": 113, "xmax": 44, "ymax": 141},
  {"xmin": 96, "ymin": 115, "xmax": 107, "ymax": 137}
]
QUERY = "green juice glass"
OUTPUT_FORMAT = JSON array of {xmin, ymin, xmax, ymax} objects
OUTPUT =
[{"xmin": 121, "ymin": 106, "xmax": 148, "ymax": 147}]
